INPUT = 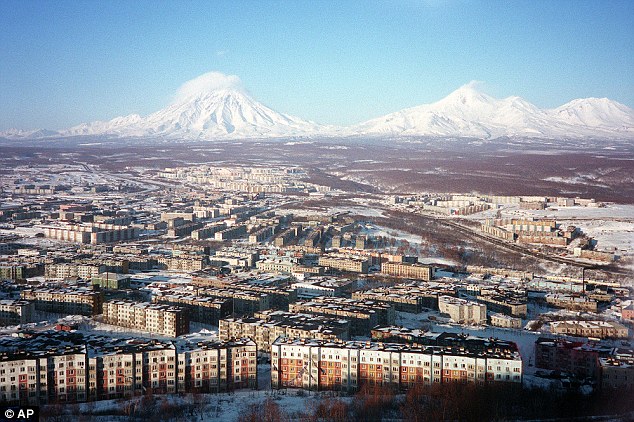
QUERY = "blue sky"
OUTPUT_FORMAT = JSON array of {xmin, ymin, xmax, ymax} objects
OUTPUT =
[{"xmin": 1, "ymin": 0, "xmax": 632, "ymax": 130}]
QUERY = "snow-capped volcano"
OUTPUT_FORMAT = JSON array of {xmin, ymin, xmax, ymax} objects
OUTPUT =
[
  {"xmin": 551, "ymin": 97, "xmax": 634, "ymax": 131},
  {"xmin": 2, "ymin": 75, "xmax": 633, "ymax": 141},
  {"xmin": 47, "ymin": 72, "xmax": 326, "ymax": 140},
  {"xmin": 131, "ymin": 87, "xmax": 324, "ymax": 139},
  {"xmin": 354, "ymin": 82, "xmax": 634, "ymax": 139}
]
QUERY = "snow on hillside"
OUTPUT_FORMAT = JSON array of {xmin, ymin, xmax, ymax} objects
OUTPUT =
[
  {"xmin": 354, "ymin": 82, "xmax": 634, "ymax": 139},
  {"xmin": 2, "ymin": 76, "xmax": 633, "ymax": 141}
]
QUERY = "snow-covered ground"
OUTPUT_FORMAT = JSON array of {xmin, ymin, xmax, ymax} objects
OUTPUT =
[{"xmin": 358, "ymin": 222, "xmax": 423, "ymax": 244}]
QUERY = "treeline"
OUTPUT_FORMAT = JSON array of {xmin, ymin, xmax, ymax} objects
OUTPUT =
[{"xmin": 239, "ymin": 383, "xmax": 634, "ymax": 422}]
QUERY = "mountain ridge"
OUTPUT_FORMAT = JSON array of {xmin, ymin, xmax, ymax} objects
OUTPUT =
[{"xmin": 2, "ymin": 78, "xmax": 633, "ymax": 141}]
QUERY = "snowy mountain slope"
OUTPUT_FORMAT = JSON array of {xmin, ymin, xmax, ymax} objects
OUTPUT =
[
  {"xmin": 550, "ymin": 98, "xmax": 634, "ymax": 131},
  {"xmin": 1, "ymin": 75, "xmax": 633, "ymax": 141},
  {"xmin": 1, "ymin": 72, "xmax": 330, "ymax": 141},
  {"xmin": 61, "ymin": 114, "xmax": 143, "ymax": 137},
  {"xmin": 354, "ymin": 83, "xmax": 634, "ymax": 139},
  {"xmin": 135, "ymin": 88, "xmax": 325, "ymax": 139}
]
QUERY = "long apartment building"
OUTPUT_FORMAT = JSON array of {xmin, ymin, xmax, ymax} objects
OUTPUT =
[
  {"xmin": 289, "ymin": 297, "xmax": 395, "ymax": 336},
  {"xmin": 271, "ymin": 335, "xmax": 522, "ymax": 392},
  {"xmin": 194, "ymin": 276, "xmax": 296, "ymax": 310},
  {"xmin": 21, "ymin": 287, "xmax": 103, "ymax": 316},
  {"xmin": 550, "ymin": 320, "xmax": 629, "ymax": 339},
  {"xmin": 534, "ymin": 337, "xmax": 610, "ymax": 382},
  {"xmin": 0, "ymin": 299, "xmax": 35, "ymax": 325},
  {"xmin": 438, "ymin": 296, "xmax": 487, "ymax": 325},
  {"xmin": 318, "ymin": 254, "xmax": 370, "ymax": 274},
  {"xmin": 476, "ymin": 293, "xmax": 527, "ymax": 318},
  {"xmin": 0, "ymin": 331, "xmax": 256, "ymax": 405},
  {"xmin": 545, "ymin": 294, "xmax": 598, "ymax": 312},
  {"xmin": 219, "ymin": 310, "xmax": 350, "ymax": 354},
  {"xmin": 156, "ymin": 255, "xmax": 208, "ymax": 272},
  {"xmin": 102, "ymin": 300, "xmax": 189, "ymax": 337},
  {"xmin": 152, "ymin": 293, "xmax": 232, "ymax": 326},
  {"xmin": 599, "ymin": 350, "xmax": 634, "ymax": 391},
  {"xmin": 214, "ymin": 224, "xmax": 248, "ymax": 241},
  {"xmin": 45, "ymin": 263, "xmax": 105, "ymax": 280},
  {"xmin": 42, "ymin": 223, "xmax": 138, "ymax": 244},
  {"xmin": 381, "ymin": 262, "xmax": 433, "ymax": 281},
  {"xmin": 197, "ymin": 287, "xmax": 270, "ymax": 315},
  {"xmin": 352, "ymin": 282, "xmax": 456, "ymax": 313}
]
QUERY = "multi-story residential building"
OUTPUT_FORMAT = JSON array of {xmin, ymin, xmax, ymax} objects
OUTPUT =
[
  {"xmin": 490, "ymin": 313, "xmax": 522, "ymax": 329},
  {"xmin": 20, "ymin": 287, "xmax": 103, "ymax": 316},
  {"xmin": 273, "ymin": 226, "xmax": 302, "ymax": 247},
  {"xmin": 291, "ymin": 277, "xmax": 355, "ymax": 299},
  {"xmin": 534, "ymin": 337, "xmax": 611, "ymax": 382},
  {"xmin": 219, "ymin": 311, "xmax": 350, "ymax": 354},
  {"xmin": 191, "ymin": 223, "xmax": 227, "ymax": 241},
  {"xmin": 550, "ymin": 320, "xmax": 629, "ymax": 339},
  {"xmin": 192, "ymin": 276, "xmax": 296, "ymax": 311},
  {"xmin": 45, "ymin": 263, "xmax": 101, "ymax": 280},
  {"xmin": 270, "ymin": 335, "xmax": 522, "ymax": 392},
  {"xmin": 166, "ymin": 221, "xmax": 204, "ymax": 238},
  {"xmin": 381, "ymin": 262, "xmax": 433, "ymax": 281},
  {"xmin": 152, "ymin": 293, "xmax": 232, "ymax": 326},
  {"xmin": 195, "ymin": 288, "xmax": 270, "ymax": 315},
  {"xmin": 211, "ymin": 247, "xmax": 259, "ymax": 268},
  {"xmin": 0, "ymin": 264, "xmax": 44, "ymax": 280},
  {"xmin": 91, "ymin": 272, "xmax": 131, "ymax": 290},
  {"xmin": 42, "ymin": 223, "xmax": 138, "ymax": 244},
  {"xmin": 545, "ymin": 294, "xmax": 598, "ymax": 312},
  {"xmin": 622, "ymin": 305, "xmax": 634, "ymax": 321},
  {"xmin": 0, "ymin": 331, "xmax": 257, "ymax": 405},
  {"xmin": 476, "ymin": 293, "xmax": 527, "ymax": 318},
  {"xmin": 289, "ymin": 297, "xmax": 395, "ymax": 336},
  {"xmin": 318, "ymin": 254, "xmax": 370, "ymax": 274},
  {"xmin": 438, "ymin": 296, "xmax": 487, "ymax": 325},
  {"xmin": 599, "ymin": 350, "xmax": 634, "ymax": 390},
  {"xmin": 214, "ymin": 225, "xmax": 248, "ymax": 241},
  {"xmin": 102, "ymin": 300, "xmax": 189, "ymax": 337},
  {"xmin": 371, "ymin": 326, "xmax": 428, "ymax": 344},
  {"xmin": 0, "ymin": 300, "xmax": 35, "ymax": 326},
  {"xmin": 353, "ymin": 282, "xmax": 456, "ymax": 313},
  {"xmin": 178, "ymin": 338, "xmax": 257, "ymax": 393},
  {"xmin": 248, "ymin": 225, "xmax": 276, "ymax": 244},
  {"xmin": 156, "ymin": 255, "xmax": 208, "ymax": 272},
  {"xmin": 256, "ymin": 259, "xmax": 296, "ymax": 273}
]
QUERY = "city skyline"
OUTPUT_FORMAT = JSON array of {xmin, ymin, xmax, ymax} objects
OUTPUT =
[{"xmin": 1, "ymin": 0, "xmax": 633, "ymax": 131}]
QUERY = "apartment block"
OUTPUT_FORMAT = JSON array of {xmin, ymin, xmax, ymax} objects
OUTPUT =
[
  {"xmin": 215, "ymin": 225, "xmax": 248, "ymax": 241},
  {"xmin": 490, "ymin": 313, "xmax": 522, "ymax": 329},
  {"xmin": 103, "ymin": 300, "xmax": 189, "ymax": 337},
  {"xmin": 43, "ymin": 223, "xmax": 138, "ymax": 244},
  {"xmin": 318, "ymin": 254, "xmax": 370, "ymax": 274},
  {"xmin": 550, "ymin": 320, "xmax": 629, "ymax": 339},
  {"xmin": 438, "ymin": 296, "xmax": 487, "ymax": 325},
  {"xmin": 156, "ymin": 255, "xmax": 208, "ymax": 272},
  {"xmin": 534, "ymin": 338, "xmax": 608, "ymax": 381},
  {"xmin": 476, "ymin": 293, "xmax": 527, "ymax": 318},
  {"xmin": 600, "ymin": 351, "xmax": 634, "ymax": 390},
  {"xmin": 152, "ymin": 293, "xmax": 232, "ymax": 325},
  {"xmin": 545, "ymin": 294, "xmax": 598, "ymax": 312},
  {"xmin": 0, "ymin": 300, "xmax": 35, "ymax": 326},
  {"xmin": 21, "ymin": 287, "xmax": 103, "ymax": 316},
  {"xmin": 91, "ymin": 272, "xmax": 131, "ymax": 290},
  {"xmin": 0, "ymin": 331, "xmax": 256, "ymax": 405},
  {"xmin": 219, "ymin": 311, "xmax": 350, "ymax": 354},
  {"xmin": 289, "ymin": 297, "xmax": 394, "ymax": 336},
  {"xmin": 381, "ymin": 262, "xmax": 433, "ymax": 281},
  {"xmin": 178, "ymin": 338, "xmax": 257, "ymax": 393},
  {"xmin": 271, "ymin": 335, "xmax": 522, "ymax": 392}
]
